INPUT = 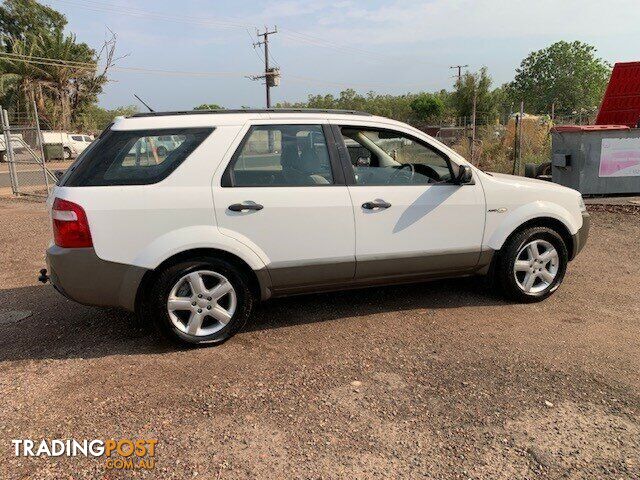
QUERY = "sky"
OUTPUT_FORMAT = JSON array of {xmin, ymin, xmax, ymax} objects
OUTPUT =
[{"xmin": 44, "ymin": 0, "xmax": 640, "ymax": 111}]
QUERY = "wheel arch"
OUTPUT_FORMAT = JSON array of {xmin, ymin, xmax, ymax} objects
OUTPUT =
[
  {"xmin": 494, "ymin": 216, "xmax": 575, "ymax": 260},
  {"xmin": 135, "ymin": 247, "xmax": 270, "ymax": 315}
]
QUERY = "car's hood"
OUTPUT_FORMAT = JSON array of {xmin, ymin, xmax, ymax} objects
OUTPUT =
[{"xmin": 486, "ymin": 172, "xmax": 576, "ymax": 194}]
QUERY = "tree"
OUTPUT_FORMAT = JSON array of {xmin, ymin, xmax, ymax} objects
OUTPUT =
[
  {"xmin": 451, "ymin": 67, "xmax": 501, "ymax": 123},
  {"xmin": 194, "ymin": 103, "xmax": 224, "ymax": 110},
  {"xmin": 0, "ymin": 1, "xmax": 117, "ymax": 130},
  {"xmin": 0, "ymin": 0, "xmax": 66, "ymax": 48},
  {"xmin": 0, "ymin": 32, "xmax": 115, "ymax": 129},
  {"xmin": 410, "ymin": 93, "xmax": 444, "ymax": 122},
  {"xmin": 76, "ymin": 104, "xmax": 138, "ymax": 133},
  {"xmin": 508, "ymin": 41, "xmax": 611, "ymax": 114}
]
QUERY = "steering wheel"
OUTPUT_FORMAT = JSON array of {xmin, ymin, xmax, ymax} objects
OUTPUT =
[
  {"xmin": 386, "ymin": 163, "xmax": 415, "ymax": 184},
  {"xmin": 420, "ymin": 164, "xmax": 442, "ymax": 183}
]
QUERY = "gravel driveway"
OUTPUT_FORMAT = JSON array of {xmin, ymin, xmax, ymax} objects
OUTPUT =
[{"xmin": 0, "ymin": 198, "xmax": 638, "ymax": 479}]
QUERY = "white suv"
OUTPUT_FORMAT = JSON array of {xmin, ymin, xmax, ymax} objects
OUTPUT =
[{"xmin": 44, "ymin": 109, "xmax": 589, "ymax": 346}]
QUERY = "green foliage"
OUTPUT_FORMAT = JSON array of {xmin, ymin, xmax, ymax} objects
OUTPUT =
[
  {"xmin": 0, "ymin": 32, "xmax": 103, "ymax": 129},
  {"xmin": 277, "ymin": 89, "xmax": 448, "ymax": 124},
  {"xmin": 0, "ymin": 0, "xmax": 66, "ymax": 47},
  {"xmin": 75, "ymin": 104, "xmax": 138, "ymax": 133},
  {"xmin": 0, "ymin": 0, "xmax": 112, "ymax": 130},
  {"xmin": 451, "ymin": 67, "xmax": 504, "ymax": 122},
  {"xmin": 194, "ymin": 103, "xmax": 224, "ymax": 110},
  {"xmin": 508, "ymin": 40, "xmax": 611, "ymax": 114},
  {"xmin": 410, "ymin": 93, "xmax": 444, "ymax": 122}
]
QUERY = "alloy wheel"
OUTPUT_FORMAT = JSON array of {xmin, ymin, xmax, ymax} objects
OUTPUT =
[
  {"xmin": 167, "ymin": 270, "xmax": 237, "ymax": 336},
  {"xmin": 513, "ymin": 239, "xmax": 559, "ymax": 294}
]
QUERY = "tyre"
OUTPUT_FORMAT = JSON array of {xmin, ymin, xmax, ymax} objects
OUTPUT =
[
  {"xmin": 494, "ymin": 226, "xmax": 568, "ymax": 302},
  {"xmin": 63, "ymin": 147, "xmax": 72, "ymax": 160},
  {"xmin": 524, "ymin": 163, "xmax": 537, "ymax": 178},
  {"xmin": 145, "ymin": 257, "xmax": 254, "ymax": 346}
]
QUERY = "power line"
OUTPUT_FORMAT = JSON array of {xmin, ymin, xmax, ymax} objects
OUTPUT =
[
  {"xmin": 0, "ymin": 52, "xmax": 249, "ymax": 77},
  {"xmin": 0, "ymin": 52, "xmax": 440, "ymax": 90},
  {"xmin": 49, "ymin": 0, "xmax": 447, "ymax": 68}
]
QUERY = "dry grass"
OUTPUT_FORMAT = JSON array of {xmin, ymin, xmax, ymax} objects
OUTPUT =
[{"xmin": 451, "ymin": 115, "xmax": 552, "ymax": 174}]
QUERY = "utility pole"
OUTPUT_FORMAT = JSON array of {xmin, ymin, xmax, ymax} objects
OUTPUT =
[
  {"xmin": 512, "ymin": 101, "xmax": 524, "ymax": 175},
  {"xmin": 252, "ymin": 26, "xmax": 279, "ymax": 108},
  {"xmin": 449, "ymin": 64, "xmax": 468, "ymax": 83},
  {"xmin": 470, "ymin": 87, "xmax": 477, "ymax": 164}
]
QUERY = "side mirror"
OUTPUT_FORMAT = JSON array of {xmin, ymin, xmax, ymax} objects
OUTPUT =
[{"xmin": 455, "ymin": 164, "xmax": 473, "ymax": 184}]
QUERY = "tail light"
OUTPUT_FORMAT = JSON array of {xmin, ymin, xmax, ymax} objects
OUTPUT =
[{"xmin": 52, "ymin": 198, "xmax": 93, "ymax": 248}]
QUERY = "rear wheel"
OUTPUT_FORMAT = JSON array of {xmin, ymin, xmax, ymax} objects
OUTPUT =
[
  {"xmin": 145, "ymin": 258, "xmax": 253, "ymax": 346},
  {"xmin": 494, "ymin": 226, "xmax": 568, "ymax": 302}
]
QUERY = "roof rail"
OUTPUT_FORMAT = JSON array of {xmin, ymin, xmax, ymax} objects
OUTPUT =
[{"xmin": 129, "ymin": 108, "xmax": 372, "ymax": 118}]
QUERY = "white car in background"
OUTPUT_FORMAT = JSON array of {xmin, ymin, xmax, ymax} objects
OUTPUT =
[
  {"xmin": 68, "ymin": 134, "xmax": 94, "ymax": 157},
  {"xmin": 41, "ymin": 131, "xmax": 94, "ymax": 159}
]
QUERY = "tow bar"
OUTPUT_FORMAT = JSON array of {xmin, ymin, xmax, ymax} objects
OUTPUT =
[{"xmin": 38, "ymin": 268, "xmax": 49, "ymax": 283}]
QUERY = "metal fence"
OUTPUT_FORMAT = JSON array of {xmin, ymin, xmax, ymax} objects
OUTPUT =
[{"xmin": 0, "ymin": 102, "xmax": 58, "ymax": 198}]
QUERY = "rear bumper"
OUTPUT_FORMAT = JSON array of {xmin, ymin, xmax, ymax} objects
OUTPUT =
[
  {"xmin": 570, "ymin": 212, "xmax": 590, "ymax": 260},
  {"xmin": 46, "ymin": 245, "xmax": 148, "ymax": 311}
]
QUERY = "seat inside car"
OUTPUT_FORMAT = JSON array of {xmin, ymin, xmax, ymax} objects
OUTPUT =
[{"xmin": 280, "ymin": 135, "xmax": 329, "ymax": 185}]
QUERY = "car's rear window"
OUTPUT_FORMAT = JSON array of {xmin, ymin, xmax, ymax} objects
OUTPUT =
[{"xmin": 62, "ymin": 127, "xmax": 213, "ymax": 186}]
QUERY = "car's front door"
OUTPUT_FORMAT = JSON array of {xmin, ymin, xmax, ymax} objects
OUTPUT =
[
  {"xmin": 332, "ymin": 124, "xmax": 485, "ymax": 280},
  {"xmin": 214, "ymin": 122, "xmax": 355, "ymax": 293}
]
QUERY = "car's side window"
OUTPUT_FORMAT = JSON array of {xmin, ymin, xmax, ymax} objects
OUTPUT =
[
  {"xmin": 227, "ymin": 125, "xmax": 334, "ymax": 187},
  {"xmin": 339, "ymin": 127, "xmax": 453, "ymax": 186}
]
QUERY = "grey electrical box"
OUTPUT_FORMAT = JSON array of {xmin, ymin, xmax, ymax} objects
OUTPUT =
[
  {"xmin": 551, "ymin": 127, "xmax": 640, "ymax": 195},
  {"xmin": 552, "ymin": 153, "xmax": 571, "ymax": 168}
]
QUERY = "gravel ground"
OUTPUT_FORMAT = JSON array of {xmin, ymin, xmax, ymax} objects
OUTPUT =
[{"xmin": 0, "ymin": 197, "xmax": 638, "ymax": 479}]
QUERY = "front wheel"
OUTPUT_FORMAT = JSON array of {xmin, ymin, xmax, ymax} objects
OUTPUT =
[
  {"xmin": 145, "ymin": 258, "xmax": 254, "ymax": 346},
  {"xmin": 494, "ymin": 226, "xmax": 568, "ymax": 302}
]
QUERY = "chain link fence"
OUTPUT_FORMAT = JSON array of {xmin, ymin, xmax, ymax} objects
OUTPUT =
[{"xmin": 0, "ymin": 102, "xmax": 61, "ymax": 198}]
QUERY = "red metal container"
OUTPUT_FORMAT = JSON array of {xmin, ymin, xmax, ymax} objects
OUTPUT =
[
  {"xmin": 551, "ymin": 125, "xmax": 630, "ymax": 133},
  {"xmin": 596, "ymin": 61, "xmax": 640, "ymax": 127}
]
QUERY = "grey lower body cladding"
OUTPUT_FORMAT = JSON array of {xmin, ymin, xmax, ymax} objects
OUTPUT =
[
  {"xmin": 265, "ymin": 248, "xmax": 493, "ymax": 298},
  {"xmin": 570, "ymin": 212, "xmax": 590, "ymax": 260},
  {"xmin": 46, "ymin": 246, "xmax": 494, "ymax": 310},
  {"xmin": 46, "ymin": 245, "xmax": 147, "ymax": 311}
]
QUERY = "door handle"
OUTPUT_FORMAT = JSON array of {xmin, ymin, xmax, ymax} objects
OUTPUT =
[
  {"xmin": 362, "ymin": 200, "xmax": 391, "ymax": 210},
  {"xmin": 228, "ymin": 203, "xmax": 264, "ymax": 212}
]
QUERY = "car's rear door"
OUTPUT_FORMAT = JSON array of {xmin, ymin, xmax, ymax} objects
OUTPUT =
[
  {"xmin": 213, "ymin": 120, "xmax": 355, "ymax": 293},
  {"xmin": 331, "ymin": 122, "xmax": 485, "ymax": 280}
]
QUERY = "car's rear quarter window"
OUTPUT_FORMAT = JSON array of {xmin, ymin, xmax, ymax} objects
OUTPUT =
[{"xmin": 62, "ymin": 127, "xmax": 213, "ymax": 186}]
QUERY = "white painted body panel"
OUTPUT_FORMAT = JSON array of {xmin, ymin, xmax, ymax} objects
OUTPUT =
[
  {"xmin": 51, "ymin": 124, "xmax": 268, "ymax": 272},
  {"xmin": 49, "ymin": 111, "xmax": 585, "ymax": 288},
  {"xmin": 346, "ymin": 183, "xmax": 485, "ymax": 262},
  {"xmin": 476, "ymin": 171, "xmax": 584, "ymax": 250},
  {"xmin": 213, "ymin": 186, "xmax": 355, "ymax": 269}
]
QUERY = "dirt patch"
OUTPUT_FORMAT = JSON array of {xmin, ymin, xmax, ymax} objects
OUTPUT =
[{"xmin": 0, "ymin": 201, "xmax": 638, "ymax": 478}]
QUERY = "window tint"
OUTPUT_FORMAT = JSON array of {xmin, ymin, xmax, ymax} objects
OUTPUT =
[
  {"xmin": 227, "ymin": 125, "xmax": 333, "ymax": 187},
  {"xmin": 83, "ymin": 136, "xmax": 92, "ymax": 142},
  {"xmin": 71, "ymin": 135, "xmax": 83, "ymax": 141},
  {"xmin": 63, "ymin": 128, "xmax": 213, "ymax": 186},
  {"xmin": 339, "ymin": 128, "xmax": 453, "ymax": 185}
]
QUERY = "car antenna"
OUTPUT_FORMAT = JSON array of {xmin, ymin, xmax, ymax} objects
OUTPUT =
[{"xmin": 133, "ymin": 94, "xmax": 155, "ymax": 112}]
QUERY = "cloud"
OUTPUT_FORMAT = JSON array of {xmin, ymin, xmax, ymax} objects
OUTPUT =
[{"xmin": 255, "ymin": 0, "xmax": 640, "ymax": 45}]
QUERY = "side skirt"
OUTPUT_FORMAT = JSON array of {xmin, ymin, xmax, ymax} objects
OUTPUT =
[{"xmin": 267, "ymin": 249, "xmax": 495, "ymax": 298}]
